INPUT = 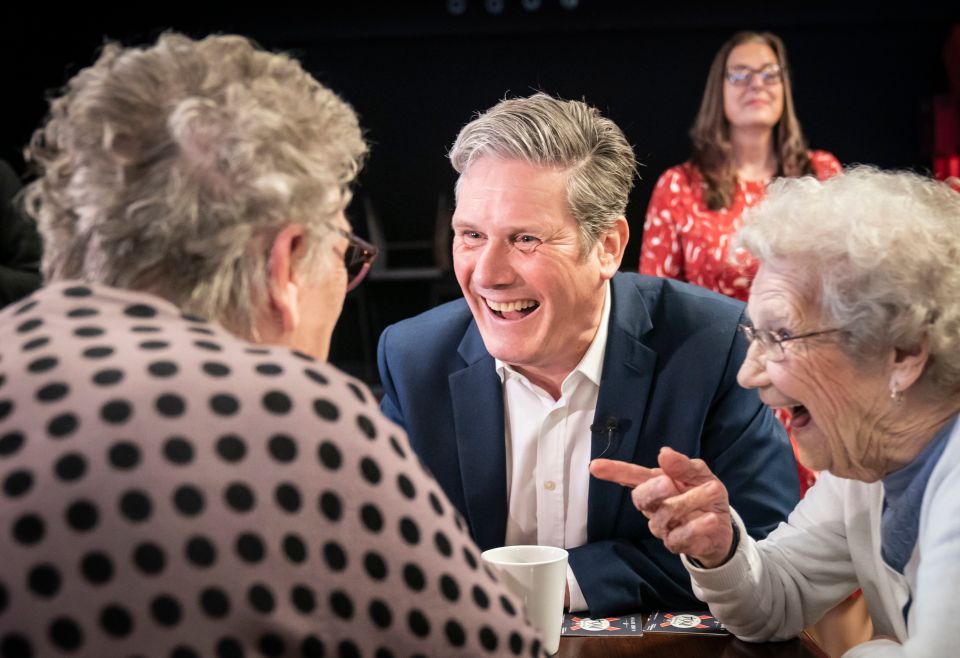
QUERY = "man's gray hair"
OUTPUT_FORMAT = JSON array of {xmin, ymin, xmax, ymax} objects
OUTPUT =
[
  {"xmin": 26, "ymin": 32, "xmax": 366, "ymax": 337},
  {"xmin": 738, "ymin": 166, "xmax": 960, "ymax": 397},
  {"xmin": 449, "ymin": 93, "xmax": 636, "ymax": 250}
]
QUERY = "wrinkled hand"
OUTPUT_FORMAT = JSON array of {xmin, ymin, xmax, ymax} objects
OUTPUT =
[{"xmin": 590, "ymin": 447, "xmax": 734, "ymax": 567}]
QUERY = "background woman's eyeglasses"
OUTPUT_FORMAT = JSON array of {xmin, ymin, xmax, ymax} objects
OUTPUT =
[
  {"xmin": 725, "ymin": 65, "xmax": 783, "ymax": 87},
  {"xmin": 338, "ymin": 229, "xmax": 379, "ymax": 291},
  {"xmin": 737, "ymin": 323, "xmax": 839, "ymax": 362}
]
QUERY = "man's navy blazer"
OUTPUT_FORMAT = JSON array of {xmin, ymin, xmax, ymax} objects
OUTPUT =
[{"xmin": 377, "ymin": 272, "xmax": 799, "ymax": 615}]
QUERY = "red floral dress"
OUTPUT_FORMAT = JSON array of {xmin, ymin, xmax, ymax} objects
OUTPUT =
[{"xmin": 639, "ymin": 151, "xmax": 842, "ymax": 496}]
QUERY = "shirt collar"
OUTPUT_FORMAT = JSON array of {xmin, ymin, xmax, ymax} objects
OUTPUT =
[{"xmin": 495, "ymin": 279, "xmax": 611, "ymax": 389}]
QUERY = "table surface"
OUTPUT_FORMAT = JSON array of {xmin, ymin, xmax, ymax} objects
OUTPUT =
[{"xmin": 558, "ymin": 630, "xmax": 829, "ymax": 658}]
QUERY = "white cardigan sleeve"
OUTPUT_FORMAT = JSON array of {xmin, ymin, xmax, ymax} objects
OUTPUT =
[{"xmin": 683, "ymin": 474, "xmax": 861, "ymax": 642}]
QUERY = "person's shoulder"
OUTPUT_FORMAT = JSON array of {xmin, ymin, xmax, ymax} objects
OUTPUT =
[
  {"xmin": 616, "ymin": 272, "xmax": 744, "ymax": 316},
  {"xmin": 613, "ymin": 274, "xmax": 746, "ymax": 348},
  {"xmin": 381, "ymin": 297, "xmax": 473, "ymax": 346},
  {"xmin": 653, "ymin": 162, "xmax": 697, "ymax": 190},
  {"xmin": 927, "ymin": 418, "xmax": 960, "ymax": 493},
  {"xmin": 808, "ymin": 150, "xmax": 842, "ymax": 179}
]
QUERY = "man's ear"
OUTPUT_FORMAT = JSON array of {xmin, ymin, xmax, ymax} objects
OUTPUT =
[
  {"xmin": 598, "ymin": 216, "xmax": 630, "ymax": 278},
  {"xmin": 267, "ymin": 224, "xmax": 307, "ymax": 332},
  {"xmin": 889, "ymin": 335, "xmax": 931, "ymax": 396}
]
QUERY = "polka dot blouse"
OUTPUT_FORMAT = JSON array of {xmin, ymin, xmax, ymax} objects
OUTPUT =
[{"xmin": 0, "ymin": 283, "xmax": 545, "ymax": 658}]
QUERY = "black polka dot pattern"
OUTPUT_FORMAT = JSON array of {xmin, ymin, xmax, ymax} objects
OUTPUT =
[
  {"xmin": 108, "ymin": 441, "xmax": 140, "ymax": 469},
  {"xmin": 173, "ymin": 485, "xmax": 204, "ymax": 516},
  {"xmin": 118, "ymin": 490, "xmax": 152, "ymax": 522},
  {"xmin": 248, "ymin": 583, "xmax": 275, "ymax": 614},
  {"xmin": 81, "ymin": 552, "xmax": 114, "ymax": 585},
  {"xmin": 47, "ymin": 412, "xmax": 78, "ymax": 438},
  {"xmin": 65, "ymin": 500, "xmax": 99, "ymax": 532},
  {"xmin": 4, "ymin": 470, "xmax": 33, "ymax": 498},
  {"xmin": 323, "ymin": 542, "xmax": 348, "ymax": 571},
  {"xmin": 262, "ymin": 390, "xmax": 291, "ymax": 415},
  {"xmin": 290, "ymin": 585, "xmax": 316, "ymax": 614},
  {"xmin": 215, "ymin": 437, "xmax": 245, "ymax": 465},
  {"xmin": 282, "ymin": 534, "xmax": 307, "ymax": 564},
  {"xmin": 23, "ymin": 336, "xmax": 49, "ymax": 351},
  {"xmin": 274, "ymin": 483, "xmax": 301, "ymax": 513},
  {"xmin": 156, "ymin": 394, "xmax": 186, "ymax": 417},
  {"xmin": 268, "ymin": 434, "xmax": 297, "ymax": 463},
  {"xmin": 93, "ymin": 368, "xmax": 124, "ymax": 385},
  {"xmin": 164, "ymin": 437, "xmax": 194, "ymax": 465},
  {"xmin": 369, "ymin": 599, "xmax": 392, "ymax": 628},
  {"xmin": 0, "ymin": 431, "xmax": 25, "ymax": 457},
  {"xmin": 0, "ymin": 634, "xmax": 32, "ymax": 658},
  {"xmin": 224, "ymin": 483, "xmax": 255, "ymax": 512},
  {"xmin": 28, "ymin": 563, "xmax": 61, "ymax": 597},
  {"xmin": 28, "ymin": 356, "xmax": 57, "ymax": 374},
  {"xmin": 100, "ymin": 400, "xmax": 132, "ymax": 424},
  {"xmin": 0, "ymin": 284, "xmax": 540, "ymax": 656},
  {"xmin": 148, "ymin": 361, "xmax": 178, "ymax": 378},
  {"xmin": 235, "ymin": 533, "xmax": 265, "ymax": 563},
  {"xmin": 132, "ymin": 542, "xmax": 166, "ymax": 575},
  {"xmin": 151, "ymin": 594, "xmax": 182, "ymax": 626},
  {"xmin": 49, "ymin": 617, "xmax": 83, "ymax": 651},
  {"xmin": 100, "ymin": 605, "xmax": 133, "ymax": 637},
  {"xmin": 185, "ymin": 536, "xmax": 217, "ymax": 567},
  {"xmin": 202, "ymin": 362, "xmax": 230, "ymax": 377},
  {"xmin": 200, "ymin": 587, "xmax": 230, "ymax": 618},
  {"xmin": 210, "ymin": 394, "xmax": 240, "ymax": 416},
  {"xmin": 364, "ymin": 552, "xmax": 388, "ymax": 580}
]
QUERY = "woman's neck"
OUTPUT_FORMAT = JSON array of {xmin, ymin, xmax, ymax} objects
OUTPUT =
[
  {"xmin": 876, "ymin": 398, "xmax": 960, "ymax": 477},
  {"xmin": 731, "ymin": 126, "xmax": 777, "ymax": 182}
]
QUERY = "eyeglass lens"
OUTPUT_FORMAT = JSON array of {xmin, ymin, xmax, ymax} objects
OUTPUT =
[
  {"xmin": 727, "ymin": 66, "xmax": 782, "ymax": 86},
  {"xmin": 340, "ymin": 230, "xmax": 378, "ymax": 291},
  {"xmin": 739, "ymin": 324, "xmax": 784, "ymax": 361}
]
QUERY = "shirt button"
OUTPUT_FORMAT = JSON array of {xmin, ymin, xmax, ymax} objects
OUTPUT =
[{"xmin": 544, "ymin": 481, "xmax": 556, "ymax": 491}]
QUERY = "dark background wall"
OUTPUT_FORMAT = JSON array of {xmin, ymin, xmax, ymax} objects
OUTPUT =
[{"xmin": 3, "ymin": 2, "xmax": 957, "ymax": 382}]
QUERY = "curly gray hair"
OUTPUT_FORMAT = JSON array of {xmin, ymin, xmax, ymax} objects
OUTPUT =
[
  {"xmin": 25, "ymin": 32, "xmax": 366, "ymax": 337},
  {"xmin": 738, "ymin": 166, "xmax": 960, "ymax": 396},
  {"xmin": 448, "ymin": 93, "xmax": 636, "ymax": 252}
]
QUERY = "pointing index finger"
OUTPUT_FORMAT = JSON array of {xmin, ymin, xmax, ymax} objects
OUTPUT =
[{"xmin": 590, "ymin": 458, "xmax": 659, "ymax": 488}]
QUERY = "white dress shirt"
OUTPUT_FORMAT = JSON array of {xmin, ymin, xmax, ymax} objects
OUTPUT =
[{"xmin": 496, "ymin": 281, "xmax": 611, "ymax": 612}]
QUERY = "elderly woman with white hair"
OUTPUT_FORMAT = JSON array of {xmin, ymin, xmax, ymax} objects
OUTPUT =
[
  {"xmin": 0, "ymin": 33, "xmax": 544, "ymax": 657},
  {"xmin": 592, "ymin": 166, "xmax": 960, "ymax": 657}
]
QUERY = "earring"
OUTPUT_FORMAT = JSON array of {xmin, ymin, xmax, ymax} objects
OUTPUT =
[{"xmin": 889, "ymin": 385, "xmax": 904, "ymax": 404}]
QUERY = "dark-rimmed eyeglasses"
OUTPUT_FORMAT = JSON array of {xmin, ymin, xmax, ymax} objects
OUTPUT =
[
  {"xmin": 725, "ymin": 65, "xmax": 783, "ymax": 87},
  {"xmin": 338, "ymin": 228, "xmax": 378, "ymax": 291},
  {"xmin": 737, "ymin": 323, "xmax": 839, "ymax": 362}
]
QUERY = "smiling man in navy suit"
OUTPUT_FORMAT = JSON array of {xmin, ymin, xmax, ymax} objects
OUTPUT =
[{"xmin": 377, "ymin": 93, "xmax": 799, "ymax": 616}]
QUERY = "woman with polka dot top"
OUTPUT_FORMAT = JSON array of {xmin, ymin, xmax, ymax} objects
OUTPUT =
[
  {"xmin": 639, "ymin": 31, "xmax": 841, "ymax": 497},
  {"xmin": 0, "ymin": 33, "xmax": 545, "ymax": 658}
]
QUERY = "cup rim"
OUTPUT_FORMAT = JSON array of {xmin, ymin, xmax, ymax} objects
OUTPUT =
[{"xmin": 480, "ymin": 544, "xmax": 568, "ymax": 567}]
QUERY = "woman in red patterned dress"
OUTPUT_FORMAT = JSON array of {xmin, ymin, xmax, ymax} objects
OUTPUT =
[
  {"xmin": 639, "ymin": 31, "xmax": 841, "ymax": 496},
  {"xmin": 640, "ymin": 32, "xmax": 870, "ymax": 656}
]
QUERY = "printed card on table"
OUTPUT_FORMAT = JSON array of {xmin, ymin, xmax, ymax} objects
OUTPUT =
[
  {"xmin": 643, "ymin": 611, "xmax": 730, "ymax": 635},
  {"xmin": 561, "ymin": 613, "xmax": 644, "ymax": 636}
]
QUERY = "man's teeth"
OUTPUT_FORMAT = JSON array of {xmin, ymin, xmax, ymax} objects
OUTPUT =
[{"xmin": 485, "ymin": 299, "xmax": 538, "ymax": 313}]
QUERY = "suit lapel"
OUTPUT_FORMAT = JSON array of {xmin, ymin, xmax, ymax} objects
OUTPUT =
[
  {"xmin": 450, "ymin": 323, "xmax": 507, "ymax": 550},
  {"xmin": 588, "ymin": 275, "xmax": 659, "ymax": 541}
]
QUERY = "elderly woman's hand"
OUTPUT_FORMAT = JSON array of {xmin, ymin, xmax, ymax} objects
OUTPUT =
[{"xmin": 590, "ymin": 447, "xmax": 735, "ymax": 567}]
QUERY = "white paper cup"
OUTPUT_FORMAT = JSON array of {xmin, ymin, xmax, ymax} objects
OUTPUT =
[{"xmin": 481, "ymin": 545, "xmax": 568, "ymax": 655}]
